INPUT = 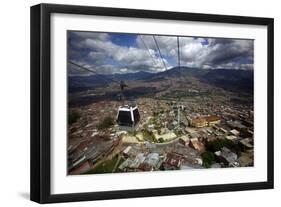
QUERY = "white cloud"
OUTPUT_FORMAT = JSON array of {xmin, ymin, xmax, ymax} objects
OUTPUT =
[
  {"xmin": 80, "ymin": 35, "xmax": 171, "ymax": 73},
  {"xmin": 120, "ymin": 68, "xmax": 128, "ymax": 73},
  {"xmin": 72, "ymin": 31, "xmax": 109, "ymax": 41},
  {"xmin": 68, "ymin": 31, "xmax": 254, "ymax": 75}
]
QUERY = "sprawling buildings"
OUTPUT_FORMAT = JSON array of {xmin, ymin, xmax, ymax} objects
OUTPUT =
[{"xmin": 67, "ymin": 94, "xmax": 254, "ymax": 175}]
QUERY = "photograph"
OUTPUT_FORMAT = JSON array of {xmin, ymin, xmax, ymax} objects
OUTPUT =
[
  {"xmin": 67, "ymin": 31, "xmax": 254, "ymax": 175},
  {"xmin": 29, "ymin": 3, "xmax": 274, "ymax": 203}
]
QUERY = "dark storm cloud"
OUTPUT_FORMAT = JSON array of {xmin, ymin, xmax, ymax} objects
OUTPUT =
[{"xmin": 206, "ymin": 39, "xmax": 253, "ymax": 66}]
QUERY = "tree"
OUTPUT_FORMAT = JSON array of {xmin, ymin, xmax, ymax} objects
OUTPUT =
[
  {"xmin": 68, "ymin": 110, "xmax": 81, "ymax": 125},
  {"xmin": 158, "ymin": 138, "xmax": 164, "ymax": 143},
  {"xmin": 142, "ymin": 129, "xmax": 158, "ymax": 143},
  {"xmin": 157, "ymin": 128, "xmax": 161, "ymax": 135},
  {"xmin": 205, "ymin": 138, "xmax": 241, "ymax": 156},
  {"xmin": 97, "ymin": 116, "xmax": 115, "ymax": 130},
  {"xmin": 132, "ymin": 130, "xmax": 137, "ymax": 136},
  {"xmin": 201, "ymin": 151, "xmax": 215, "ymax": 168}
]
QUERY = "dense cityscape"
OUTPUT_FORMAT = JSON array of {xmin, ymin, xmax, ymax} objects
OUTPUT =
[{"xmin": 68, "ymin": 90, "xmax": 254, "ymax": 175}]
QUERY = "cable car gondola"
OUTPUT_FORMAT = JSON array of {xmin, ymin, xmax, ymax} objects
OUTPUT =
[
  {"xmin": 116, "ymin": 80, "xmax": 140, "ymax": 128},
  {"xmin": 116, "ymin": 105, "xmax": 140, "ymax": 127}
]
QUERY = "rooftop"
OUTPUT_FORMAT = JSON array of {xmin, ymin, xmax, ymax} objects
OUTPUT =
[{"xmin": 205, "ymin": 115, "xmax": 220, "ymax": 122}]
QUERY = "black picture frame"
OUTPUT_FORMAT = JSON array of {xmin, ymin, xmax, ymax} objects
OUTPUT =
[{"xmin": 30, "ymin": 3, "xmax": 274, "ymax": 204}]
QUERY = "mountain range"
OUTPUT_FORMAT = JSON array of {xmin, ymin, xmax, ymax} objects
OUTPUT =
[{"xmin": 68, "ymin": 67, "xmax": 253, "ymax": 93}]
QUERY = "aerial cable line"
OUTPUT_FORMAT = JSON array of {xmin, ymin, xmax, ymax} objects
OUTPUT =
[
  {"xmin": 177, "ymin": 36, "xmax": 181, "ymax": 71},
  {"xmin": 176, "ymin": 36, "xmax": 183, "ymax": 124},
  {"xmin": 69, "ymin": 60, "xmax": 138, "ymax": 128},
  {"xmin": 152, "ymin": 35, "xmax": 168, "ymax": 71},
  {"xmin": 139, "ymin": 35, "xmax": 158, "ymax": 66},
  {"xmin": 68, "ymin": 61, "xmax": 129, "ymax": 102},
  {"xmin": 152, "ymin": 35, "xmax": 174, "ymax": 90},
  {"xmin": 68, "ymin": 61, "xmax": 119, "ymax": 83},
  {"xmin": 177, "ymin": 36, "xmax": 183, "ymax": 82},
  {"xmin": 177, "ymin": 36, "xmax": 185, "ymax": 86}
]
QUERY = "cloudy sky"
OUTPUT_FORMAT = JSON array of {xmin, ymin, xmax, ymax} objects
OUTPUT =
[{"xmin": 67, "ymin": 31, "xmax": 254, "ymax": 75}]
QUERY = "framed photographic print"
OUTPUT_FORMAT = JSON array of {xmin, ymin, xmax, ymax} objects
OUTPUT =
[{"xmin": 30, "ymin": 3, "xmax": 274, "ymax": 203}]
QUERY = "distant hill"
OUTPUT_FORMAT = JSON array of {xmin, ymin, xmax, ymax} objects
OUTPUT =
[
  {"xmin": 145, "ymin": 66, "xmax": 207, "ymax": 80},
  {"xmin": 107, "ymin": 71, "xmax": 152, "ymax": 81},
  {"xmin": 68, "ymin": 75, "xmax": 109, "ymax": 93},
  {"xmin": 68, "ymin": 71, "xmax": 152, "ymax": 93},
  {"xmin": 201, "ymin": 68, "xmax": 253, "ymax": 92},
  {"xmin": 143, "ymin": 66, "xmax": 253, "ymax": 93},
  {"xmin": 68, "ymin": 67, "xmax": 253, "ymax": 93}
]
